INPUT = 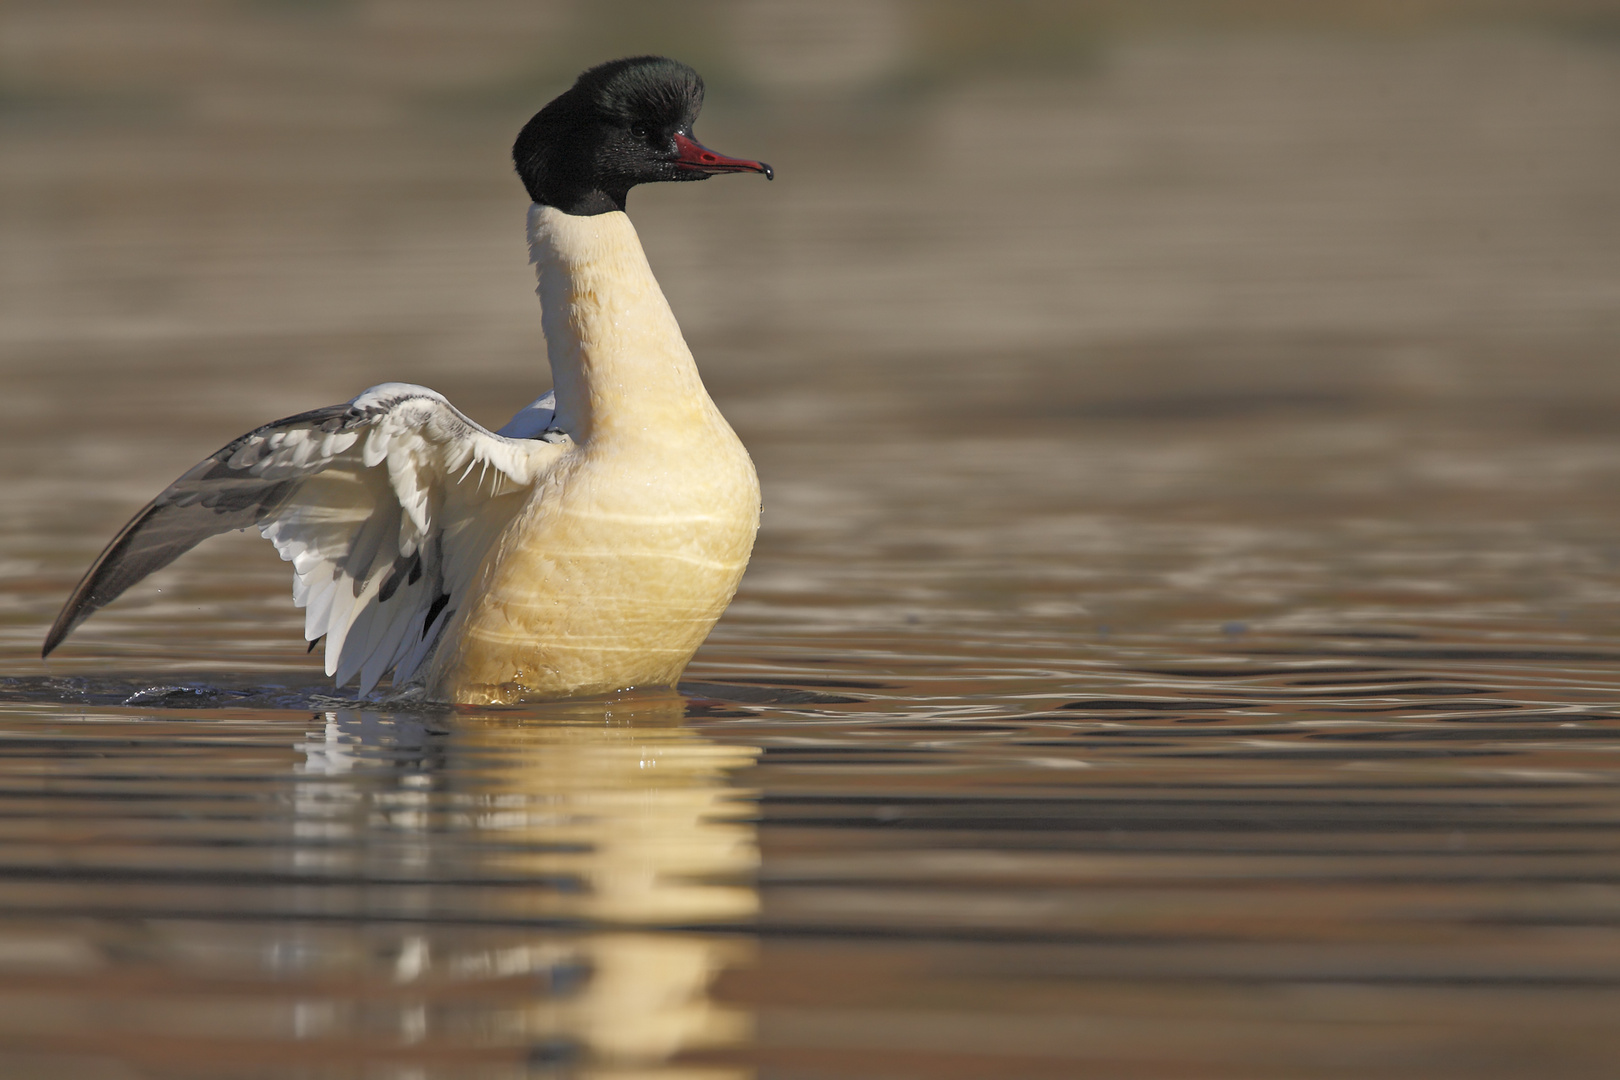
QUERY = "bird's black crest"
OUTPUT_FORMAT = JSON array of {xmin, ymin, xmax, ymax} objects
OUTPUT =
[
  {"xmin": 513, "ymin": 56, "xmax": 709, "ymax": 215},
  {"xmin": 578, "ymin": 56, "xmax": 704, "ymax": 131}
]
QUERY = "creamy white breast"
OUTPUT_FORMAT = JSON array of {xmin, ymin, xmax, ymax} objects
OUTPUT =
[{"xmin": 424, "ymin": 207, "xmax": 760, "ymax": 704}]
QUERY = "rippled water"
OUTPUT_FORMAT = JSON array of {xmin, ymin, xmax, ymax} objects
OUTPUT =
[
  {"xmin": 4, "ymin": 407, "xmax": 1620, "ymax": 1077},
  {"xmin": 5, "ymin": 21, "xmax": 1620, "ymax": 1079}
]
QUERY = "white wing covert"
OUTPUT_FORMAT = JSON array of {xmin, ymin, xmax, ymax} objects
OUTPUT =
[{"xmin": 43, "ymin": 383, "xmax": 568, "ymax": 695}]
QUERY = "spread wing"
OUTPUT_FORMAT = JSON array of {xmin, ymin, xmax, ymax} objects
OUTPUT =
[{"xmin": 44, "ymin": 383, "xmax": 570, "ymax": 695}]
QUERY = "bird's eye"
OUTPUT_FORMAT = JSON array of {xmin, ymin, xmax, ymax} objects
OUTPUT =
[{"xmin": 630, "ymin": 124, "xmax": 651, "ymax": 141}]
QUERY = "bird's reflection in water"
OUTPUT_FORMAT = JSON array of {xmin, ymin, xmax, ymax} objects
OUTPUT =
[{"xmin": 288, "ymin": 689, "xmax": 758, "ymax": 1078}]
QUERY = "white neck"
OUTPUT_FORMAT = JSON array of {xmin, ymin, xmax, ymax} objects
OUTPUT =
[{"xmin": 527, "ymin": 204, "xmax": 711, "ymax": 441}]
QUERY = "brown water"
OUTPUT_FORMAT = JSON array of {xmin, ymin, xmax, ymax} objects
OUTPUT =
[{"xmin": 5, "ymin": 17, "xmax": 1620, "ymax": 1079}]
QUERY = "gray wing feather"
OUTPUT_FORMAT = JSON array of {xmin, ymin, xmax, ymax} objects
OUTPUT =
[
  {"xmin": 41, "ymin": 403, "xmax": 348, "ymax": 658},
  {"xmin": 495, "ymin": 390, "xmax": 558, "ymax": 439},
  {"xmin": 44, "ymin": 384, "xmax": 566, "ymax": 696}
]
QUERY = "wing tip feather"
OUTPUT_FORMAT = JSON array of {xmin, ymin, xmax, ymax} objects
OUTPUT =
[{"xmin": 40, "ymin": 610, "xmax": 75, "ymax": 659}]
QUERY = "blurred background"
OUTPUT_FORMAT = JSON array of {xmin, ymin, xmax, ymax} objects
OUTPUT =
[{"xmin": 4, "ymin": 0, "xmax": 1619, "ymax": 450}]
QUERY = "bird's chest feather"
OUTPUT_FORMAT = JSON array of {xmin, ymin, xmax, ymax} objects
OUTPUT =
[{"xmin": 482, "ymin": 428, "xmax": 759, "ymax": 625}]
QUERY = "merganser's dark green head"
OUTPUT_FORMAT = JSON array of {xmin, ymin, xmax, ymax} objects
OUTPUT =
[{"xmin": 513, "ymin": 56, "xmax": 772, "ymax": 216}]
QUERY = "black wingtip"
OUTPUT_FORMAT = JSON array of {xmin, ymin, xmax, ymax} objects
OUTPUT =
[
  {"xmin": 38, "ymin": 499, "xmax": 166, "ymax": 663},
  {"xmin": 41, "ymin": 599, "xmax": 85, "ymax": 660}
]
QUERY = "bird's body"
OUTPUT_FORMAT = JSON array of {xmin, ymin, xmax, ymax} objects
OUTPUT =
[
  {"xmin": 428, "ymin": 207, "xmax": 759, "ymax": 704},
  {"xmin": 44, "ymin": 57, "xmax": 771, "ymax": 704}
]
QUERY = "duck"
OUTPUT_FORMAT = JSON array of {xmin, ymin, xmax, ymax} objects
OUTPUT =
[{"xmin": 41, "ymin": 56, "xmax": 773, "ymax": 706}]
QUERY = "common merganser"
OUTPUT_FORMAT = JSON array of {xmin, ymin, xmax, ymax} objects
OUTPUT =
[{"xmin": 42, "ymin": 56, "xmax": 773, "ymax": 705}]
